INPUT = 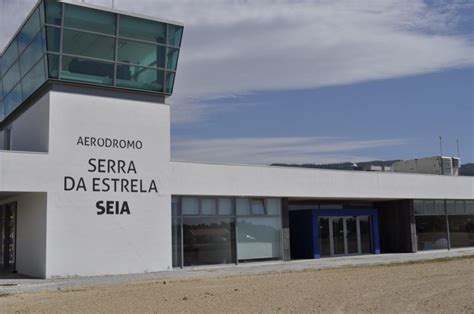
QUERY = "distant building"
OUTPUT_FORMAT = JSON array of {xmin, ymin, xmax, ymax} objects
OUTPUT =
[
  {"xmin": 0, "ymin": 0, "xmax": 472, "ymax": 278},
  {"xmin": 392, "ymin": 156, "xmax": 461, "ymax": 176}
]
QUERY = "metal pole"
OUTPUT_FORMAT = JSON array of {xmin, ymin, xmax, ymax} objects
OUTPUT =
[
  {"xmin": 439, "ymin": 136, "xmax": 443, "ymax": 156},
  {"xmin": 456, "ymin": 139, "xmax": 460, "ymax": 158}
]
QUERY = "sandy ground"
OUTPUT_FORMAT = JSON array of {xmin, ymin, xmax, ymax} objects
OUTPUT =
[{"xmin": 0, "ymin": 257, "xmax": 473, "ymax": 313}]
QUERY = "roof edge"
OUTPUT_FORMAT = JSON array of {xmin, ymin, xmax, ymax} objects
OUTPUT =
[{"xmin": 58, "ymin": 0, "xmax": 184, "ymax": 26}]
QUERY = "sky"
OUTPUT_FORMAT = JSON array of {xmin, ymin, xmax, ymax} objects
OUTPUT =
[{"xmin": 1, "ymin": 0, "xmax": 473, "ymax": 165}]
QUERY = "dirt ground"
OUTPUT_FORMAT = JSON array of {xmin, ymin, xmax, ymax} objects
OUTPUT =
[{"xmin": 1, "ymin": 257, "xmax": 473, "ymax": 313}]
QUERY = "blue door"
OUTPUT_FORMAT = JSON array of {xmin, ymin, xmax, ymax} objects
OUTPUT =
[{"xmin": 313, "ymin": 209, "xmax": 380, "ymax": 258}]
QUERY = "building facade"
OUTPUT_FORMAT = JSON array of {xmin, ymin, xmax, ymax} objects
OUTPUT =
[{"xmin": 0, "ymin": 0, "xmax": 473, "ymax": 278}]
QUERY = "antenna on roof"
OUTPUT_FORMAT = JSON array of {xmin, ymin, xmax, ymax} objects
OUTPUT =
[
  {"xmin": 456, "ymin": 139, "xmax": 460, "ymax": 158},
  {"xmin": 439, "ymin": 136, "xmax": 443, "ymax": 156}
]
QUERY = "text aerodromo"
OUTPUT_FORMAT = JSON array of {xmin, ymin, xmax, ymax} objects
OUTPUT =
[{"xmin": 77, "ymin": 136, "xmax": 143, "ymax": 150}]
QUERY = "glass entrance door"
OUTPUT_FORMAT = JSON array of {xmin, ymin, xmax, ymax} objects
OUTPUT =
[
  {"xmin": 320, "ymin": 215, "xmax": 372, "ymax": 257},
  {"xmin": 331, "ymin": 217, "xmax": 345, "ymax": 255},
  {"xmin": 345, "ymin": 217, "xmax": 359, "ymax": 254},
  {"xmin": 0, "ymin": 203, "xmax": 17, "ymax": 273}
]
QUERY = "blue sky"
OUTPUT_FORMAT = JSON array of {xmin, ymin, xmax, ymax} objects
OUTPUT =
[
  {"xmin": 172, "ymin": 67, "xmax": 473, "ymax": 164},
  {"xmin": 1, "ymin": 0, "xmax": 473, "ymax": 165}
]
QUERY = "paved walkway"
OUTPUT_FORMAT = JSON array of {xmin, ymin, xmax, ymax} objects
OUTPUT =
[{"xmin": 1, "ymin": 248, "xmax": 473, "ymax": 294}]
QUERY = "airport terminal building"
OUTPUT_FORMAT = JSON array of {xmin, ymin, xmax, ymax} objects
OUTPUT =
[{"xmin": 0, "ymin": 0, "xmax": 473, "ymax": 278}]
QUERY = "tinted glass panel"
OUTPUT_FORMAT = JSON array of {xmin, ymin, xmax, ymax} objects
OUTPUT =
[
  {"xmin": 119, "ymin": 15, "xmax": 166, "ymax": 44},
  {"xmin": 455, "ymin": 201, "xmax": 465, "ymax": 214},
  {"xmin": 61, "ymin": 56, "xmax": 113, "ymax": 85},
  {"xmin": 266, "ymin": 199, "xmax": 281, "ymax": 215},
  {"xmin": 416, "ymin": 215, "xmax": 448, "ymax": 250},
  {"xmin": 63, "ymin": 29, "xmax": 115, "ymax": 61},
  {"xmin": 466, "ymin": 201, "xmax": 474, "ymax": 214},
  {"xmin": 47, "ymin": 53, "xmax": 59, "ymax": 78},
  {"xmin": 448, "ymin": 215, "xmax": 474, "ymax": 248},
  {"xmin": 164, "ymin": 71, "xmax": 175, "ymax": 94},
  {"xmin": 332, "ymin": 217, "xmax": 345, "ymax": 255},
  {"xmin": 183, "ymin": 217, "xmax": 234, "ymax": 266},
  {"xmin": 319, "ymin": 218, "xmax": 330, "ymax": 257},
  {"xmin": 172, "ymin": 197, "xmax": 179, "ymax": 217},
  {"xmin": 0, "ymin": 100, "xmax": 5, "ymax": 121},
  {"xmin": 218, "ymin": 198, "xmax": 233, "ymax": 215},
  {"xmin": 172, "ymin": 216, "xmax": 181, "ymax": 268},
  {"xmin": 346, "ymin": 217, "xmax": 358, "ymax": 254},
  {"xmin": 64, "ymin": 4, "xmax": 115, "ymax": 34},
  {"xmin": 413, "ymin": 200, "xmax": 424, "ymax": 215},
  {"xmin": 19, "ymin": 32, "xmax": 44, "ymax": 75},
  {"xmin": 434, "ymin": 200, "xmax": 445, "ymax": 215},
  {"xmin": 2, "ymin": 40, "xmax": 19, "ymax": 74},
  {"xmin": 3, "ymin": 62, "xmax": 21, "ymax": 94},
  {"xmin": 167, "ymin": 24, "xmax": 183, "ymax": 47},
  {"xmin": 46, "ymin": 27, "xmax": 61, "ymax": 52},
  {"xmin": 182, "ymin": 197, "xmax": 199, "ymax": 215},
  {"xmin": 4, "ymin": 84, "xmax": 23, "ymax": 114},
  {"xmin": 236, "ymin": 198, "xmax": 251, "ymax": 215},
  {"xmin": 39, "ymin": 1, "xmax": 45, "ymax": 25},
  {"xmin": 166, "ymin": 48, "xmax": 179, "ymax": 70},
  {"xmin": 116, "ymin": 65, "xmax": 163, "ymax": 92},
  {"xmin": 118, "ymin": 39, "xmax": 165, "ymax": 68},
  {"xmin": 424, "ymin": 200, "xmax": 435, "ymax": 215},
  {"xmin": 237, "ymin": 217, "xmax": 281, "ymax": 260},
  {"xmin": 201, "ymin": 198, "xmax": 217, "ymax": 215},
  {"xmin": 251, "ymin": 199, "xmax": 265, "ymax": 215},
  {"xmin": 359, "ymin": 216, "xmax": 372, "ymax": 254},
  {"xmin": 21, "ymin": 58, "xmax": 46, "ymax": 99},
  {"xmin": 446, "ymin": 200, "xmax": 455, "ymax": 214},
  {"xmin": 18, "ymin": 8, "xmax": 41, "ymax": 53},
  {"xmin": 45, "ymin": 0, "xmax": 62, "ymax": 25}
]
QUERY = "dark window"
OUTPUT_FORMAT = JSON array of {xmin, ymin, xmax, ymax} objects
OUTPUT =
[
  {"xmin": 119, "ymin": 15, "xmax": 166, "ymax": 44},
  {"xmin": 415, "ymin": 216, "xmax": 448, "ymax": 250},
  {"xmin": 19, "ymin": 31, "xmax": 45, "ymax": 75},
  {"xmin": 3, "ymin": 62, "xmax": 21, "ymax": 95},
  {"xmin": 62, "ymin": 29, "xmax": 115, "ymax": 61},
  {"xmin": 45, "ymin": 0, "xmax": 62, "ymax": 26},
  {"xmin": 46, "ymin": 27, "xmax": 61, "ymax": 52},
  {"xmin": 165, "ymin": 72, "xmax": 175, "ymax": 94},
  {"xmin": 166, "ymin": 48, "xmax": 179, "ymax": 70},
  {"xmin": 47, "ymin": 53, "xmax": 59, "ymax": 78},
  {"xmin": 18, "ymin": 8, "xmax": 41, "ymax": 53},
  {"xmin": 117, "ymin": 39, "xmax": 165, "ymax": 68},
  {"xmin": 183, "ymin": 217, "xmax": 235, "ymax": 266},
  {"xmin": 61, "ymin": 56, "xmax": 114, "ymax": 86},
  {"xmin": 167, "ymin": 24, "xmax": 183, "ymax": 47},
  {"xmin": 21, "ymin": 57, "xmax": 47, "ymax": 100},
  {"xmin": 116, "ymin": 65, "xmax": 164, "ymax": 92},
  {"xmin": 448, "ymin": 215, "xmax": 474, "ymax": 248},
  {"xmin": 64, "ymin": 4, "xmax": 116, "ymax": 35},
  {"xmin": 4, "ymin": 84, "xmax": 23, "ymax": 114}
]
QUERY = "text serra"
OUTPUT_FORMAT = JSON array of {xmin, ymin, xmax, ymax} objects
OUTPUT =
[{"xmin": 64, "ymin": 158, "xmax": 158, "ymax": 193}]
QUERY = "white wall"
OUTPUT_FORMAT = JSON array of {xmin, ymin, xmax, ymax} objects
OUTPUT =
[
  {"xmin": 170, "ymin": 161, "xmax": 474, "ymax": 200},
  {"xmin": 14, "ymin": 193, "xmax": 47, "ymax": 278},
  {"xmin": 45, "ymin": 90, "xmax": 172, "ymax": 277},
  {"xmin": 0, "ymin": 151, "xmax": 49, "ymax": 192},
  {"xmin": 3, "ymin": 93, "xmax": 49, "ymax": 153}
]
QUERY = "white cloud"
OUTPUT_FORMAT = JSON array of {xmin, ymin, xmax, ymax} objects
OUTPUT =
[{"xmin": 171, "ymin": 136, "xmax": 408, "ymax": 164}]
